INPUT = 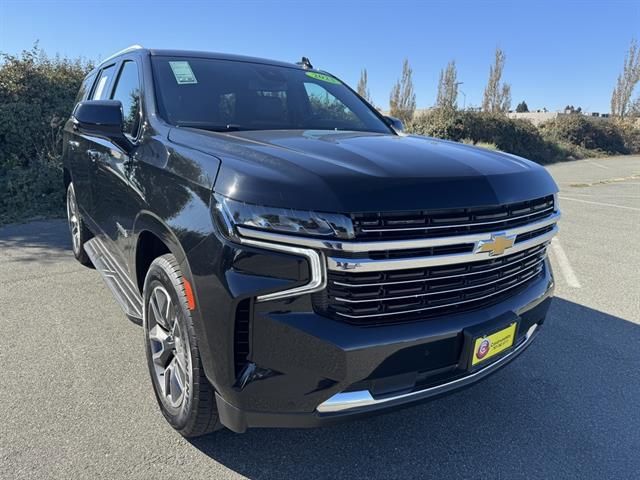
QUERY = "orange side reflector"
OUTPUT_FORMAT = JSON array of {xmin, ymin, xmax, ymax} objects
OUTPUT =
[{"xmin": 183, "ymin": 278, "xmax": 196, "ymax": 311}]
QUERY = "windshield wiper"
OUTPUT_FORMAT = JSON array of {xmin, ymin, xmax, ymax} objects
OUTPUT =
[{"xmin": 176, "ymin": 123, "xmax": 247, "ymax": 132}]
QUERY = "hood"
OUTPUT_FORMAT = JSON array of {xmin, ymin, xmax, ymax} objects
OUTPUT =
[{"xmin": 168, "ymin": 128, "xmax": 558, "ymax": 213}]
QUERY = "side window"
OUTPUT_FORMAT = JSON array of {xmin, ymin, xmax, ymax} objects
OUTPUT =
[
  {"xmin": 91, "ymin": 65, "xmax": 115, "ymax": 100},
  {"xmin": 75, "ymin": 72, "xmax": 97, "ymax": 104},
  {"xmin": 304, "ymin": 82, "xmax": 360, "ymax": 125},
  {"xmin": 110, "ymin": 61, "xmax": 141, "ymax": 138}
]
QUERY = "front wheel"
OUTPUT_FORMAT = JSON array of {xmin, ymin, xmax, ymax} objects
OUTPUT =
[{"xmin": 143, "ymin": 254, "xmax": 221, "ymax": 437}]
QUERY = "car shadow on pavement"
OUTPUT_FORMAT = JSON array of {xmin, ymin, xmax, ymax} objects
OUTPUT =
[
  {"xmin": 0, "ymin": 219, "xmax": 75, "ymax": 264},
  {"xmin": 189, "ymin": 297, "xmax": 640, "ymax": 479}
]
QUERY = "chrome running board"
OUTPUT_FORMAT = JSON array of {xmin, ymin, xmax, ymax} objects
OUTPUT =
[{"xmin": 84, "ymin": 237, "xmax": 143, "ymax": 321}]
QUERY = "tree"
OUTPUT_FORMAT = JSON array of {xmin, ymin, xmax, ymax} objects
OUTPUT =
[
  {"xmin": 435, "ymin": 60, "xmax": 458, "ymax": 110},
  {"xmin": 515, "ymin": 101, "xmax": 529, "ymax": 113},
  {"xmin": 356, "ymin": 68, "xmax": 373, "ymax": 105},
  {"xmin": 611, "ymin": 39, "xmax": 640, "ymax": 118},
  {"xmin": 564, "ymin": 105, "xmax": 583, "ymax": 114},
  {"xmin": 389, "ymin": 58, "xmax": 416, "ymax": 124},
  {"xmin": 482, "ymin": 48, "xmax": 511, "ymax": 113}
]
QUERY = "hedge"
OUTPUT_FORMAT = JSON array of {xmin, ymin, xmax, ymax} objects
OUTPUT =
[{"xmin": 0, "ymin": 46, "xmax": 91, "ymax": 224}]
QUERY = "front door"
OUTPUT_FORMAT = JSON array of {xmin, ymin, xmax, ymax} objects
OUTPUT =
[{"xmin": 93, "ymin": 59, "xmax": 144, "ymax": 263}]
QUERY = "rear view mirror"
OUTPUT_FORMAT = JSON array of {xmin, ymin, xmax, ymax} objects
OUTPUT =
[{"xmin": 73, "ymin": 100, "xmax": 133, "ymax": 152}]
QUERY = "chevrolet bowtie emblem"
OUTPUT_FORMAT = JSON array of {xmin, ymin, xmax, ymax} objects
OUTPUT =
[{"xmin": 475, "ymin": 233, "xmax": 516, "ymax": 256}]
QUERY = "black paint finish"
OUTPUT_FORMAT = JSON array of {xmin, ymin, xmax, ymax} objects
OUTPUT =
[{"xmin": 62, "ymin": 48, "xmax": 558, "ymax": 432}]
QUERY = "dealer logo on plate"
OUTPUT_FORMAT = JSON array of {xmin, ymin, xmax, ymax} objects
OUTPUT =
[{"xmin": 476, "ymin": 338, "xmax": 491, "ymax": 360}]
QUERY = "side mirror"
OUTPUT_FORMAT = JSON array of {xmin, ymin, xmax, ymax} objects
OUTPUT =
[
  {"xmin": 384, "ymin": 115, "xmax": 404, "ymax": 133},
  {"xmin": 73, "ymin": 100, "xmax": 133, "ymax": 152}
]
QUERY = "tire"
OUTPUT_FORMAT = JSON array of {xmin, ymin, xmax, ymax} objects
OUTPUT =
[
  {"xmin": 142, "ymin": 254, "xmax": 221, "ymax": 437},
  {"xmin": 66, "ymin": 182, "xmax": 93, "ymax": 267}
]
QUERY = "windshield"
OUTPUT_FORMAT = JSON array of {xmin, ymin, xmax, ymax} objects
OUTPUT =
[{"xmin": 151, "ymin": 56, "xmax": 391, "ymax": 134}]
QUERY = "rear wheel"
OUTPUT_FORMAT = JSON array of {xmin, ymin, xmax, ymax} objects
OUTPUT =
[
  {"xmin": 143, "ymin": 254, "xmax": 221, "ymax": 437},
  {"xmin": 66, "ymin": 183, "xmax": 92, "ymax": 266}
]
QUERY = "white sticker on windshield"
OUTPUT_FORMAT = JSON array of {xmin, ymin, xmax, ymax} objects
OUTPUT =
[{"xmin": 169, "ymin": 61, "xmax": 198, "ymax": 84}]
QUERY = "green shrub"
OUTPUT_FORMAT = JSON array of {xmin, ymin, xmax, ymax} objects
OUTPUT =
[
  {"xmin": 0, "ymin": 45, "xmax": 91, "ymax": 224},
  {"xmin": 461, "ymin": 138, "xmax": 498, "ymax": 150},
  {"xmin": 538, "ymin": 115, "xmax": 628, "ymax": 154},
  {"xmin": 408, "ymin": 109, "xmax": 567, "ymax": 164},
  {"xmin": 615, "ymin": 120, "xmax": 640, "ymax": 154}
]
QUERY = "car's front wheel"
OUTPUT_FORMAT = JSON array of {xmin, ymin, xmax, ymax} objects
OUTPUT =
[{"xmin": 142, "ymin": 254, "xmax": 221, "ymax": 437}]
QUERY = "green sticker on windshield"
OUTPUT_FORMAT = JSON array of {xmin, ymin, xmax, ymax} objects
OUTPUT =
[
  {"xmin": 169, "ymin": 61, "xmax": 198, "ymax": 84},
  {"xmin": 305, "ymin": 71, "xmax": 341, "ymax": 84}
]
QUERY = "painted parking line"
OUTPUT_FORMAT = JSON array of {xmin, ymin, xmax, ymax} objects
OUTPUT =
[
  {"xmin": 550, "ymin": 238, "xmax": 582, "ymax": 289},
  {"xmin": 584, "ymin": 160, "xmax": 609, "ymax": 170},
  {"xmin": 558, "ymin": 196, "xmax": 640, "ymax": 212}
]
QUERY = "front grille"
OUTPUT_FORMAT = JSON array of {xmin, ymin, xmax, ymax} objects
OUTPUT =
[
  {"xmin": 351, "ymin": 195, "xmax": 554, "ymax": 240},
  {"xmin": 316, "ymin": 243, "xmax": 548, "ymax": 325}
]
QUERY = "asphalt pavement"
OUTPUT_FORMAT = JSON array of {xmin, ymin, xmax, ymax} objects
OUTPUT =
[{"xmin": 1, "ymin": 156, "xmax": 639, "ymax": 479}]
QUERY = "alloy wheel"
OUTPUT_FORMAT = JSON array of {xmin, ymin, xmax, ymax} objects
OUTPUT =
[
  {"xmin": 66, "ymin": 185, "xmax": 80, "ymax": 254},
  {"xmin": 147, "ymin": 285, "xmax": 192, "ymax": 411}
]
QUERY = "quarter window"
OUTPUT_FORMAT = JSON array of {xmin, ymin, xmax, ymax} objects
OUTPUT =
[
  {"xmin": 75, "ymin": 72, "xmax": 97, "ymax": 103},
  {"xmin": 91, "ymin": 65, "xmax": 115, "ymax": 100},
  {"xmin": 110, "ymin": 61, "xmax": 142, "ymax": 138}
]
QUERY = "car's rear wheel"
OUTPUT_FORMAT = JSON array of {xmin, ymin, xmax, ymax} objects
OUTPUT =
[
  {"xmin": 143, "ymin": 254, "xmax": 221, "ymax": 437},
  {"xmin": 66, "ymin": 183, "xmax": 92, "ymax": 266}
]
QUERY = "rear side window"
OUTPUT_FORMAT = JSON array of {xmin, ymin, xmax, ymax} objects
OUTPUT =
[
  {"xmin": 110, "ymin": 61, "xmax": 141, "ymax": 137},
  {"xmin": 91, "ymin": 64, "xmax": 115, "ymax": 100}
]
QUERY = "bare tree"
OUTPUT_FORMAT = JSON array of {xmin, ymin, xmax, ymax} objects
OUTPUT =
[
  {"xmin": 389, "ymin": 59, "xmax": 416, "ymax": 123},
  {"xmin": 357, "ymin": 68, "xmax": 373, "ymax": 105},
  {"xmin": 611, "ymin": 39, "xmax": 640, "ymax": 118},
  {"xmin": 482, "ymin": 48, "xmax": 511, "ymax": 113},
  {"xmin": 436, "ymin": 60, "xmax": 458, "ymax": 110}
]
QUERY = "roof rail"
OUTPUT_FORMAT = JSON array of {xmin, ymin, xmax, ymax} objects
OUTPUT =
[{"xmin": 100, "ymin": 44, "xmax": 144, "ymax": 65}]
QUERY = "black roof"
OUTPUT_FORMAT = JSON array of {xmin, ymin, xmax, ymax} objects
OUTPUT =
[{"xmin": 98, "ymin": 46, "xmax": 303, "ymax": 70}]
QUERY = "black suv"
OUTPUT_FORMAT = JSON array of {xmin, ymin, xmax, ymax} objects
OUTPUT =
[{"xmin": 63, "ymin": 46, "xmax": 560, "ymax": 436}]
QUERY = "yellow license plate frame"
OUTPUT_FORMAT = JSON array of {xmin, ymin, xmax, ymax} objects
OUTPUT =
[{"xmin": 471, "ymin": 322, "xmax": 518, "ymax": 367}]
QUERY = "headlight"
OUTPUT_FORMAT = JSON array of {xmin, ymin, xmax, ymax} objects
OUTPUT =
[{"xmin": 214, "ymin": 194, "xmax": 355, "ymax": 240}]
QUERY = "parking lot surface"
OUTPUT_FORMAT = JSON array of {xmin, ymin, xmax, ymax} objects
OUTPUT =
[{"xmin": 1, "ymin": 156, "xmax": 639, "ymax": 479}]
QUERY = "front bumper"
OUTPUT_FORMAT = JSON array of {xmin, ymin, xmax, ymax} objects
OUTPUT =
[
  {"xmin": 216, "ymin": 320, "xmax": 542, "ymax": 432},
  {"xmin": 187, "ymin": 231, "xmax": 554, "ymax": 432}
]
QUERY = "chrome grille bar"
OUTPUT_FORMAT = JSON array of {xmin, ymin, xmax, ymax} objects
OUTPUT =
[
  {"xmin": 333, "ymin": 258, "xmax": 545, "ymax": 304},
  {"xmin": 327, "ymin": 224, "xmax": 557, "ymax": 272},
  {"xmin": 331, "ymin": 245, "xmax": 547, "ymax": 288},
  {"xmin": 333, "ymin": 267, "xmax": 544, "ymax": 319}
]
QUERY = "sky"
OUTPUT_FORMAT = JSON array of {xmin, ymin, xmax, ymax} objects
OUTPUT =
[{"xmin": 0, "ymin": 0, "xmax": 638, "ymax": 113}]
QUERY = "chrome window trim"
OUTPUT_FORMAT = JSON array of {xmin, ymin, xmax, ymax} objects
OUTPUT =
[
  {"xmin": 316, "ymin": 323, "xmax": 539, "ymax": 413},
  {"xmin": 236, "ymin": 211, "xmax": 560, "ymax": 253},
  {"xmin": 327, "ymin": 225, "xmax": 557, "ymax": 272}
]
